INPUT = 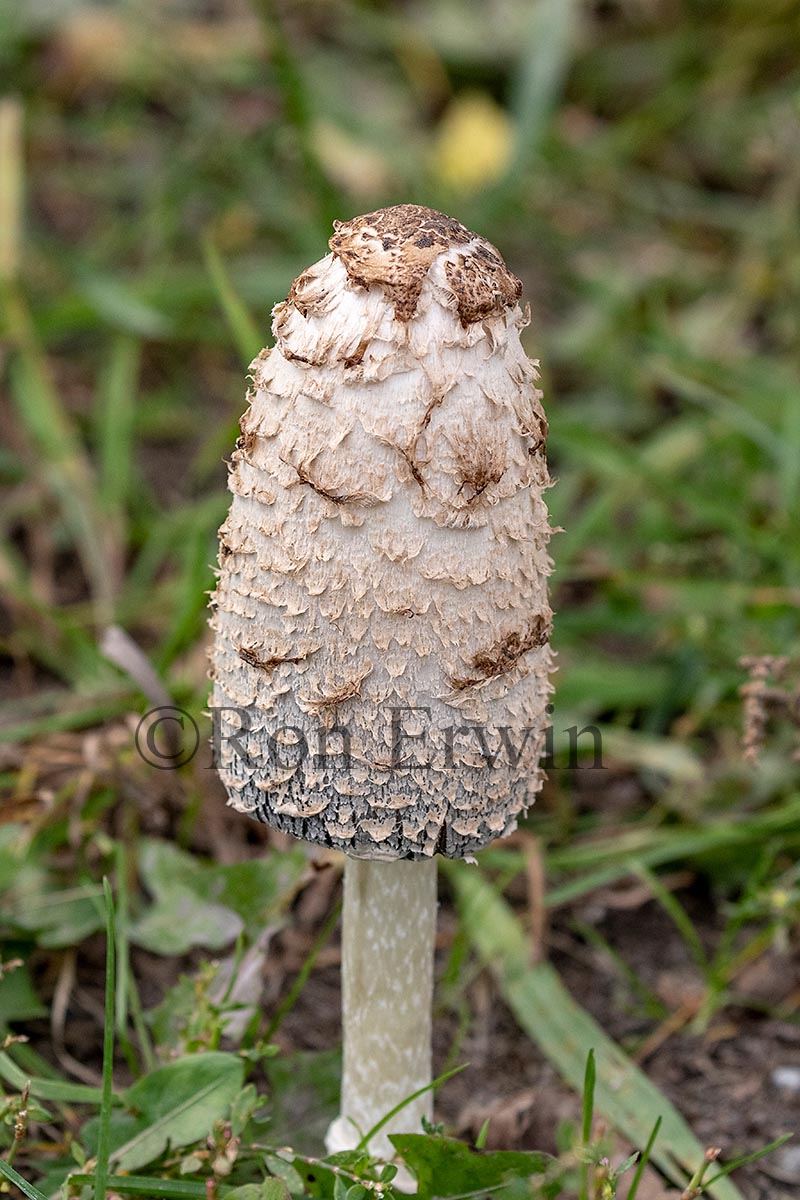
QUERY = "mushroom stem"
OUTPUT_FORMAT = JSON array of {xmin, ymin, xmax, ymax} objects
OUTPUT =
[{"xmin": 326, "ymin": 856, "xmax": 438, "ymax": 1161}]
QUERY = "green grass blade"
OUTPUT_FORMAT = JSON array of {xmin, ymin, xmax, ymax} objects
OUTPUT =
[
  {"xmin": 96, "ymin": 333, "xmax": 140, "ymax": 525},
  {"xmin": 580, "ymin": 1049, "xmax": 596, "ymax": 1200},
  {"xmin": 634, "ymin": 864, "xmax": 709, "ymax": 971},
  {"xmin": 648, "ymin": 355, "xmax": 785, "ymax": 463},
  {"xmin": 68, "ymin": 1175, "xmax": 234, "ymax": 1199},
  {"xmin": 1, "ymin": 287, "xmax": 113, "ymax": 621},
  {"xmin": 444, "ymin": 861, "xmax": 744, "ymax": 1200},
  {"xmin": 0, "ymin": 689, "xmax": 134, "ymax": 744},
  {"xmin": 627, "ymin": 1116, "xmax": 662, "ymax": 1200},
  {"xmin": 0, "ymin": 1053, "xmax": 106, "ymax": 1104},
  {"xmin": 581, "ymin": 1049, "xmax": 596, "ymax": 1144},
  {"xmin": 201, "ymin": 234, "xmax": 262, "ymax": 365},
  {"xmin": 0, "ymin": 1158, "xmax": 49, "ymax": 1200},
  {"xmin": 249, "ymin": 0, "xmax": 343, "ymax": 234},
  {"xmin": 114, "ymin": 843, "xmax": 130, "ymax": 1046},
  {"xmin": 478, "ymin": 796, "xmax": 800, "ymax": 911},
  {"xmin": 509, "ymin": 0, "xmax": 577, "ymax": 169},
  {"xmin": 264, "ymin": 901, "xmax": 342, "ymax": 1043},
  {"xmin": 475, "ymin": 1117, "xmax": 490, "ymax": 1149},
  {"xmin": 477, "ymin": 0, "xmax": 577, "ymax": 220},
  {"xmin": 356, "ymin": 1064, "xmax": 467, "ymax": 1153},
  {"xmin": 154, "ymin": 519, "xmax": 218, "ymax": 669},
  {"xmin": 95, "ymin": 878, "xmax": 117, "ymax": 1200},
  {"xmin": 704, "ymin": 1134, "xmax": 793, "ymax": 1186}
]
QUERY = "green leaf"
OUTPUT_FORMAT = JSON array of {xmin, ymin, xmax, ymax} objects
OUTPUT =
[
  {"xmin": 285, "ymin": 1156, "xmax": 338, "ymax": 1199},
  {"xmin": 131, "ymin": 839, "xmax": 307, "ymax": 955},
  {"xmin": 389, "ymin": 1133, "xmax": 553, "ymax": 1195},
  {"xmin": 263, "ymin": 1152, "xmax": 305, "ymax": 1197},
  {"xmin": 216, "ymin": 852, "xmax": 308, "ymax": 940},
  {"xmin": 2, "ymin": 870, "xmax": 106, "ymax": 949},
  {"xmin": 84, "ymin": 1052, "xmax": 245, "ymax": 1171},
  {"xmin": 444, "ymin": 861, "xmax": 745, "ymax": 1200},
  {"xmin": 131, "ymin": 842, "xmax": 243, "ymax": 955},
  {"xmin": 229, "ymin": 1083, "xmax": 261, "ymax": 1137},
  {"xmin": 225, "ymin": 1186, "xmax": 291, "ymax": 1200},
  {"xmin": 0, "ymin": 963, "xmax": 47, "ymax": 1022},
  {"xmin": 130, "ymin": 889, "xmax": 241, "ymax": 955},
  {"xmin": 118, "ymin": 1053, "xmax": 244, "ymax": 1169}
]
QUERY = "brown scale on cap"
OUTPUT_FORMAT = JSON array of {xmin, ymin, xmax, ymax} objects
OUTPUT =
[
  {"xmin": 328, "ymin": 204, "xmax": 522, "ymax": 324},
  {"xmin": 449, "ymin": 615, "xmax": 553, "ymax": 693}
]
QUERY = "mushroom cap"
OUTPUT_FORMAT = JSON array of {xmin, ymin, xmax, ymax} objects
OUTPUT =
[{"xmin": 209, "ymin": 205, "xmax": 553, "ymax": 860}]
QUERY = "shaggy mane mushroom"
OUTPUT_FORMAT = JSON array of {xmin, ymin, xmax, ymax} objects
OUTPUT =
[{"xmin": 210, "ymin": 204, "xmax": 553, "ymax": 1172}]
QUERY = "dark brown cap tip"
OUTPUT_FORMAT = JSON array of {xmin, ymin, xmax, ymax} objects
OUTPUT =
[{"xmin": 328, "ymin": 204, "xmax": 522, "ymax": 324}]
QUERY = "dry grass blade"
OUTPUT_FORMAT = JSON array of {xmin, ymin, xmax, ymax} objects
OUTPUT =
[{"xmin": 0, "ymin": 98, "xmax": 23, "ymax": 284}]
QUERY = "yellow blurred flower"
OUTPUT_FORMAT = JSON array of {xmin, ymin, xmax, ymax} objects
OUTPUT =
[{"xmin": 433, "ymin": 92, "xmax": 514, "ymax": 192}]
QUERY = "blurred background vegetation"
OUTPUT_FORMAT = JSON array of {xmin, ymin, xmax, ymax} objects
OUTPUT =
[{"xmin": 1, "ymin": 0, "xmax": 800, "ymax": 1196}]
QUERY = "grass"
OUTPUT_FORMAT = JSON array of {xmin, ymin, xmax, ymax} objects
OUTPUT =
[{"xmin": 1, "ymin": 0, "xmax": 799, "ymax": 1196}]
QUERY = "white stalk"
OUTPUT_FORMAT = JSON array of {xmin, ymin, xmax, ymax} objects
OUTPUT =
[{"xmin": 326, "ymin": 856, "xmax": 437, "ymax": 1161}]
